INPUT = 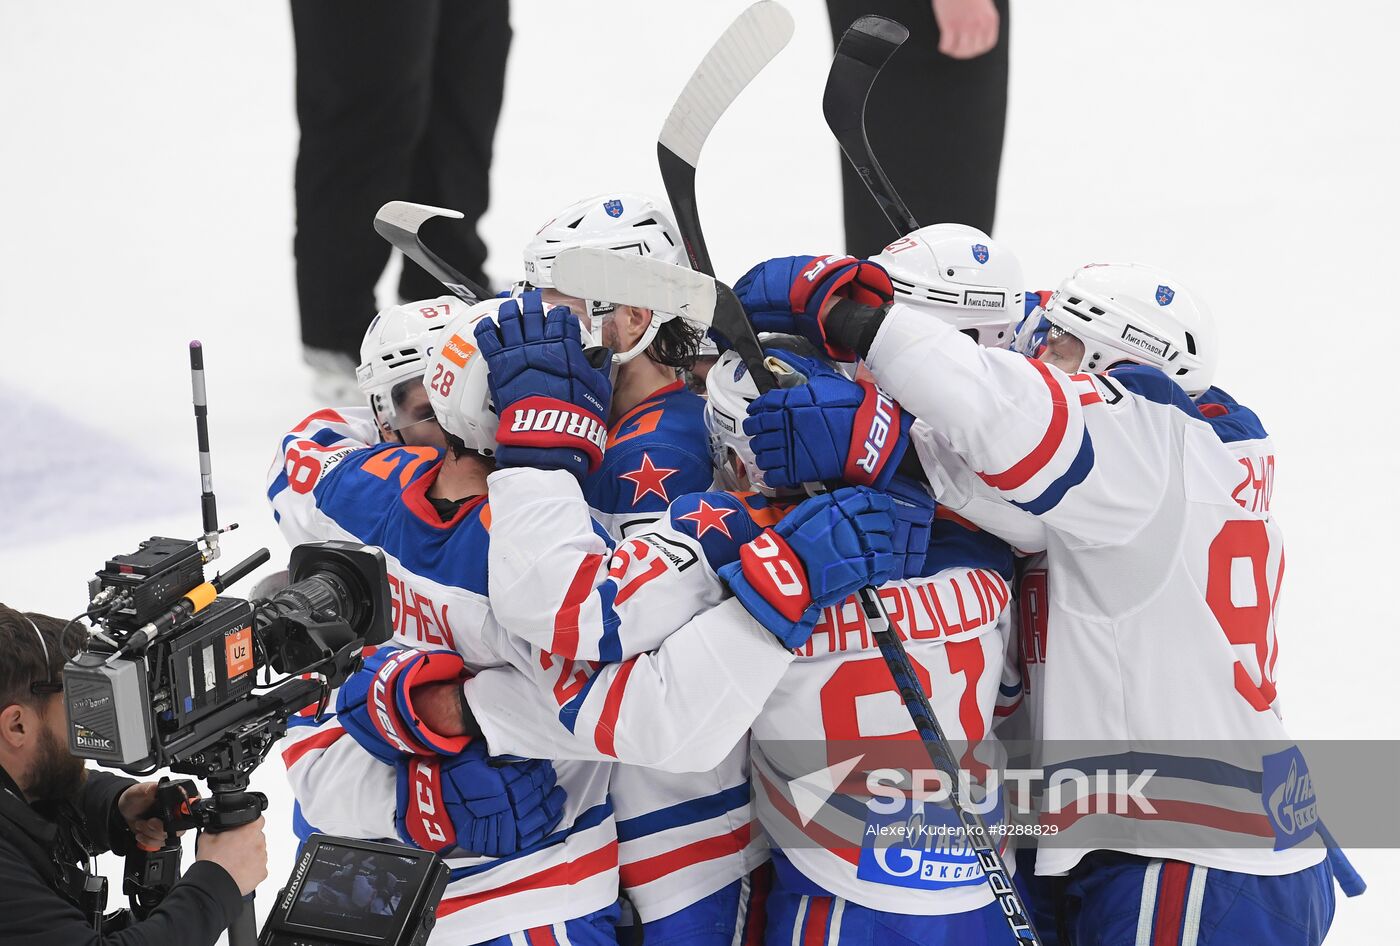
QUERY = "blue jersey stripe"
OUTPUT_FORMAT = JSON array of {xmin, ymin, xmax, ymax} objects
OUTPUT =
[
  {"xmin": 615, "ymin": 784, "xmax": 750, "ymax": 842},
  {"xmin": 1012, "ymin": 428, "xmax": 1095, "ymax": 516},
  {"xmin": 268, "ymin": 471, "xmax": 290, "ymax": 503},
  {"xmin": 1044, "ymin": 750, "xmax": 1263, "ymax": 793},
  {"xmin": 558, "ymin": 669, "xmax": 605, "ymax": 735},
  {"xmin": 596, "ymin": 582, "xmax": 622, "ymax": 664}
]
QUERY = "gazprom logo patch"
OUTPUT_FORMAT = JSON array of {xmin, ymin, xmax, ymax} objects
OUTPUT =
[{"xmin": 1262, "ymin": 746, "xmax": 1319, "ymax": 851}]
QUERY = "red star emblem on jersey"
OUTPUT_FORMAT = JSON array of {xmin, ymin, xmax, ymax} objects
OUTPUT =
[
  {"xmin": 619, "ymin": 453, "xmax": 680, "ymax": 505},
  {"xmin": 676, "ymin": 499, "xmax": 737, "ymax": 539}
]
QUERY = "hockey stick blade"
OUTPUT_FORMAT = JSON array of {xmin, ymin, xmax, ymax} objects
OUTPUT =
[
  {"xmin": 374, "ymin": 201, "xmax": 490, "ymax": 304},
  {"xmin": 552, "ymin": 249, "xmax": 776, "ymax": 394},
  {"xmin": 823, "ymin": 16, "xmax": 919, "ymax": 236},
  {"xmin": 658, "ymin": 1, "xmax": 794, "ymax": 275},
  {"xmin": 551, "ymin": 248, "xmax": 717, "ymax": 329}
]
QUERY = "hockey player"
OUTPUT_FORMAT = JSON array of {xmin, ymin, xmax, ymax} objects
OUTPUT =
[
  {"xmin": 727, "ymin": 250, "xmax": 1340, "ymax": 944},
  {"xmin": 518, "ymin": 195, "xmax": 764, "ymax": 946},
  {"xmin": 269, "ymin": 291, "xmax": 875, "ymax": 945},
  {"xmin": 270, "ymin": 295, "xmax": 622, "ymax": 944},
  {"xmin": 356, "ymin": 295, "xmax": 461, "ymax": 451},
  {"xmin": 520, "ymin": 194, "xmax": 713, "ymax": 533},
  {"xmin": 481, "ymin": 327, "xmax": 1041, "ymax": 943}
]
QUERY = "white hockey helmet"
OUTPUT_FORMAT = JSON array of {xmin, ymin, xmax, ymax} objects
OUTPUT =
[
  {"xmin": 422, "ymin": 298, "xmax": 509, "ymax": 455},
  {"xmin": 423, "ymin": 294, "xmax": 604, "ymax": 455},
  {"xmin": 357, "ymin": 296, "xmax": 461, "ymax": 433},
  {"xmin": 521, "ymin": 193, "xmax": 689, "ymax": 364},
  {"xmin": 704, "ymin": 336, "xmax": 828, "ymax": 496},
  {"xmin": 1013, "ymin": 262, "xmax": 1219, "ymax": 396},
  {"xmin": 873, "ymin": 224, "xmax": 1025, "ymax": 349}
]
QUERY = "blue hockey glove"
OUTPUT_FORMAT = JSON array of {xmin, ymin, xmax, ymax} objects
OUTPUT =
[
  {"xmin": 338, "ymin": 646, "xmax": 473, "ymax": 765},
  {"xmin": 474, "ymin": 290, "xmax": 612, "ymax": 481},
  {"xmin": 743, "ymin": 363, "xmax": 912, "ymax": 491},
  {"xmin": 395, "ymin": 742, "xmax": 566, "ymax": 857},
  {"xmin": 719, "ymin": 486, "xmax": 898, "ymax": 648},
  {"xmin": 733, "ymin": 255, "xmax": 893, "ymax": 361},
  {"xmin": 886, "ymin": 475, "xmax": 936, "ymax": 579}
]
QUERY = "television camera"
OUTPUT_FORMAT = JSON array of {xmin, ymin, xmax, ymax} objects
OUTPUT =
[{"xmin": 59, "ymin": 341, "xmax": 395, "ymax": 944}]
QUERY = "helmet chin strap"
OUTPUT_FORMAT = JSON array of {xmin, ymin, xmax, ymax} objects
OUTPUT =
[{"xmin": 607, "ymin": 311, "xmax": 665, "ymax": 366}]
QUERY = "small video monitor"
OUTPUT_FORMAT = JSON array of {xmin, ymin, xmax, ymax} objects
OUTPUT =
[{"xmin": 260, "ymin": 835, "xmax": 450, "ymax": 946}]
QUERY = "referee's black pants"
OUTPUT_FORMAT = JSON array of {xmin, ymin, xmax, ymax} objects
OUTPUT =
[
  {"xmin": 825, "ymin": 0, "xmax": 1009, "ymax": 257},
  {"xmin": 291, "ymin": 0, "xmax": 511, "ymax": 359}
]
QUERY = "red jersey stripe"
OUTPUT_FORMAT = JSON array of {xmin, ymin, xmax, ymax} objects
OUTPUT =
[
  {"xmin": 1040, "ymin": 796, "xmax": 1275, "ymax": 838},
  {"xmin": 978, "ymin": 358, "xmax": 1070, "ymax": 491},
  {"xmin": 552, "ymin": 552, "xmax": 607, "ymax": 657},
  {"xmin": 593, "ymin": 659, "xmax": 637, "ymax": 758},
  {"xmin": 281, "ymin": 726, "xmax": 345, "ymax": 768},
  {"xmin": 292, "ymin": 408, "xmax": 347, "ymax": 433},
  {"xmin": 619, "ymin": 822, "xmax": 751, "ymax": 889},
  {"xmin": 436, "ymin": 840, "xmax": 618, "ymax": 917}
]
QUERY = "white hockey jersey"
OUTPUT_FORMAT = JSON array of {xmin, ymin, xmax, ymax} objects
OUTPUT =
[
  {"xmin": 485, "ymin": 476, "xmax": 1023, "ymax": 916},
  {"xmin": 751, "ymin": 518, "xmax": 1021, "ymax": 916},
  {"xmin": 483, "ymin": 466, "xmax": 774, "ymax": 923},
  {"xmin": 266, "ymin": 410, "xmax": 785, "ymax": 941},
  {"xmin": 868, "ymin": 303, "xmax": 1324, "ymax": 878}
]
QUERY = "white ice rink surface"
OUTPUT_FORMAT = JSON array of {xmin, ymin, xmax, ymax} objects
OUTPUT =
[{"xmin": 2, "ymin": 0, "xmax": 1396, "ymax": 940}]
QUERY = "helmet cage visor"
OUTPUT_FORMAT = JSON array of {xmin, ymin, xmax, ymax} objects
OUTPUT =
[{"xmin": 373, "ymin": 376, "xmax": 436, "ymax": 432}]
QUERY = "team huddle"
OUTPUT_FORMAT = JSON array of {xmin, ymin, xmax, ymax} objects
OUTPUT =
[{"xmin": 268, "ymin": 193, "xmax": 1356, "ymax": 946}]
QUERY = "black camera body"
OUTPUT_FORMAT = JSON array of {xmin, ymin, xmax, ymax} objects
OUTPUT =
[
  {"xmin": 64, "ymin": 539, "xmax": 393, "ymax": 774},
  {"xmin": 260, "ymin": 835, "xmax": 451, "ymax": 946}
]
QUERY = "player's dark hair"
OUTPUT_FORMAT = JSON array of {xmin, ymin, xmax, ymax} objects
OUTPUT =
[
  {"xmin": 442, "ymin": 431, "xmax": 499, "ymax": 469},
  {"xmin": 646, "ymin": 318, "xmax": 704, "ymax": 371},
  {"xmin": 443, "ymin": 431, "xmax": 472, "ymax": 461},
  {"xmin": 0, "ymin": 604, "xmax": 81, "ymax": 711}
]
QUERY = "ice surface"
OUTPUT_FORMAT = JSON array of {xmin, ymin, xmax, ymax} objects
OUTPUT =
[{"xmin": 1, "ymin": 0, "xmax": 1395, "ymax": 938}]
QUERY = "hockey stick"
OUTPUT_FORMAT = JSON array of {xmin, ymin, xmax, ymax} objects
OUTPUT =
[
  {"xmin": 374, "ymin": 201, "xmax": 490, "ymax": 304},
  {"xmin": 823, "ymin": 16, "xmax": 920, "ymax": 237},
  {"xmin": 553, "ymin": 249, "xmax": 1041, "ymax": 945},
  {"xmin": 657, "ymin": 1, "xmax": 795, "ymax": 277},
  {"xmin": 551, "ymin": 248, "xmax": 717, "ymax": 330}
]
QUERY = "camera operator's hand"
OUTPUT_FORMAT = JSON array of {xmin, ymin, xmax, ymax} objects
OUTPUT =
[
  {"xmin": 118, "ymin": 781, "xmax": 177, "ymax": 851},
  {"xmin": 196, "ymin": 815, "xmax": 269, "ymax": 897}
]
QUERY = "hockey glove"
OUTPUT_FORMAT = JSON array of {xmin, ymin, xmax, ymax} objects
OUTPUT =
[
  {"xmin": 395, "ymin": 742, "xmax": 567, "ymax": 857},
  {"xmin": 886, "ymin": 475, "xmax": 936, "ymax": 579},
  {"xmin": 338, "ymin": 646, "xmax": 473, "ymax": 765},
  {"xmin": 733, "ymin": 255, "xmax": 894, "ymax": 361},
  {"xmin": 475, "ymin": 290, "xmax": 612, "ymax": 481},
  {"xmin": 743, "ymin": 364, "xmax": 912, "ymax": 491},
  {"xmin": 719, "ymin": 486, "xmax": 898, "ymax": 649}
]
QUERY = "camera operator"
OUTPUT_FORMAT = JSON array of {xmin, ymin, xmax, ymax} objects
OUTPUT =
[{"xmin": 0, "ymin": 603, "xmax": 269, "ymax": 945}]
